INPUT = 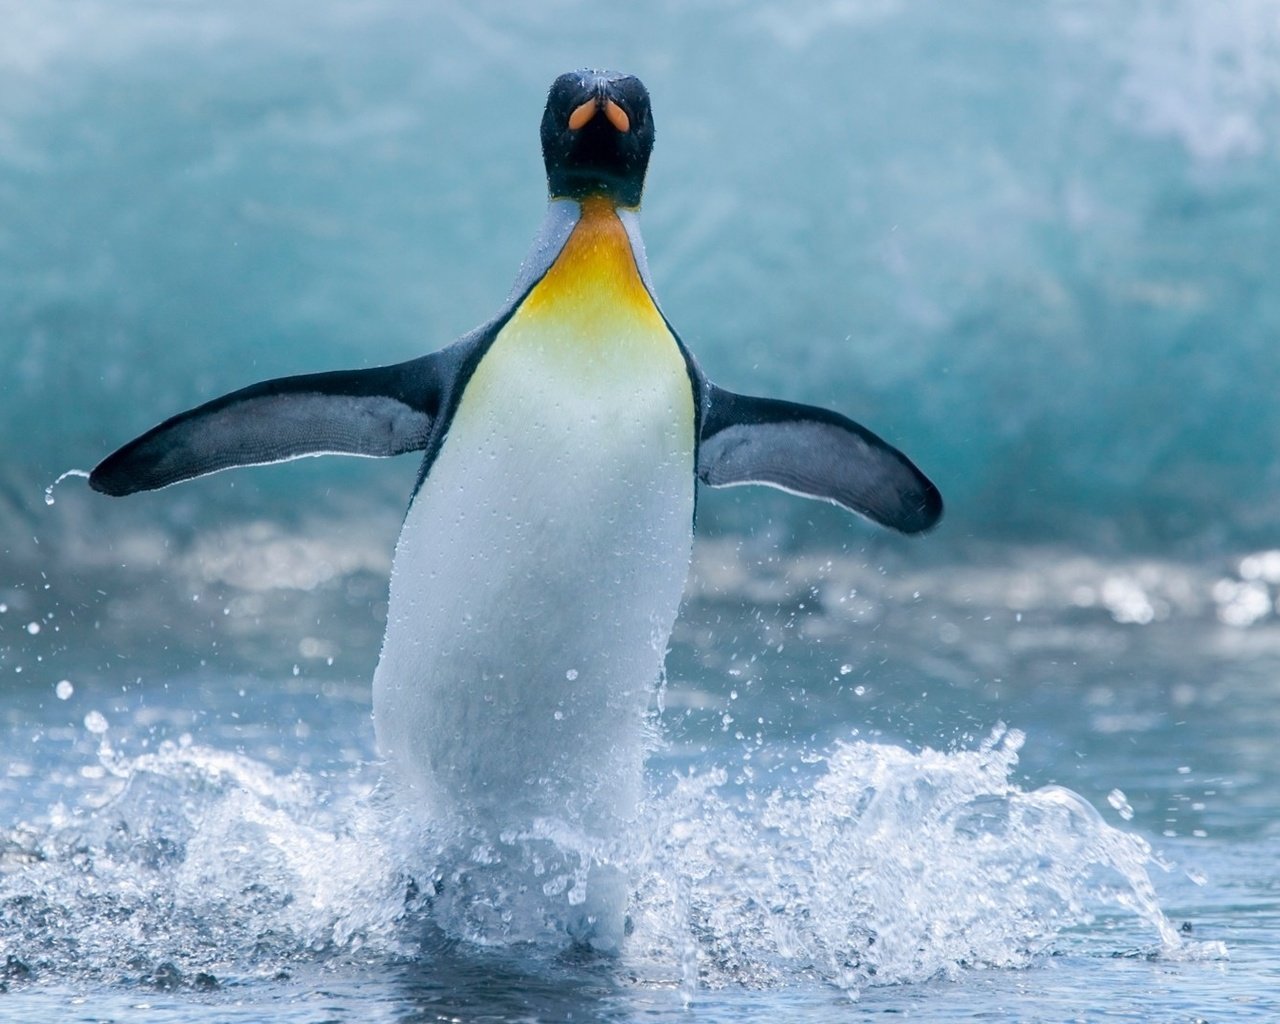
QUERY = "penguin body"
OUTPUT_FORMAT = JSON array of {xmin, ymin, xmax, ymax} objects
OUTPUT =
[
  {"xmin": 374, "ymin": 196, "xmax": 695, "ymax": 831},
  {"xmin": 90, "ymin": 70, "xmax": 943, "ymax": 949}
]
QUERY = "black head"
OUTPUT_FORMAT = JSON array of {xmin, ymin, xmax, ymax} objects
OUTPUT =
[{"xmin": 541, "ymin": 70, "xmax": 654, "ymax": 208}]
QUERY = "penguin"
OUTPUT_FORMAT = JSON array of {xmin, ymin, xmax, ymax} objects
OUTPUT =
[{"xmin": 91, "ymin": 70, "xmax": 941, "ymax": 947}]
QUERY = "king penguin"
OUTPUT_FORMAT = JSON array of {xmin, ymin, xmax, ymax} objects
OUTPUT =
[{"xmin": 91, "ymin": 70, "xmax": 942, "ymax": 947}]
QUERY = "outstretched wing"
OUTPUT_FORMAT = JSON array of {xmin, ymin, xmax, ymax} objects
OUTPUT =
[
  {"xmin": 91, "ymin": 355, "xmax": 446, "ymax": 496},
  {"xmin": 696, "ymin": 384, "xmax": 942, "ymax": 534}
]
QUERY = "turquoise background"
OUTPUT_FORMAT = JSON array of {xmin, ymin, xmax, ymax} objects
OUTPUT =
[{"xmin": 3, "ymin": 1, "xmax": 1278, "ymax": 552}]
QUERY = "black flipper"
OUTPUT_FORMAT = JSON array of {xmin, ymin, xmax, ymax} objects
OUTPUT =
[
  {"xmin": 91, "ymin": 355, "xmax": 445, "ymax": 496},
  {"xmin": 696, "ymin": 384, "xmax": 943, "ymax": 534}
]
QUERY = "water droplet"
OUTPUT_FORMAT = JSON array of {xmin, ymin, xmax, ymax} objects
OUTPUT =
[
  {"xmin": 565, "ymin": 668, "xmax": 579, "ymax": 681},
  {"xmin": 1107, "ymin": 788, "xmax": 1134, "ymax": 821},
  {"xmin": 84, "ymin": 710, "xmax": 109, "ymax": 735},
  {"xmin": 55, "ymin": 680, "xmax": 74, "ymax": 700},
  {"xmin": 44, "ymin": 468, "xmax": 91, "ymax": 506},
  {"xmin": 26, "ymin": 622, "xmax": 40, "ymax": 635}
]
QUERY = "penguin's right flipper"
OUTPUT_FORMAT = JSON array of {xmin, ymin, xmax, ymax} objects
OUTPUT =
[
  {"xmin": 696, "ymin": 385, "xmax": 943, "ymax": 534},
  {"xmin": 91, "ymin": 356, "xmax": 442, "ymax": 496}
]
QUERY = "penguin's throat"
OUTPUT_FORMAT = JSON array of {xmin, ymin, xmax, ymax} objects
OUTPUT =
[{"xmin": 515, "ymin": 197, "xmax": 663, "ymax": 335}]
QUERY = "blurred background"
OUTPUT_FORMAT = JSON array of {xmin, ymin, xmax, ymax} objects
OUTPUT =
[{"xmin": 4, "ymin": 0, "xmax": 1278, "ymax": 556}]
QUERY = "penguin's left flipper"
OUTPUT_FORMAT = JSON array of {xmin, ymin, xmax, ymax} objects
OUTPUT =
[
  {"xmin": 91, "ymin": 356, "xmax": 442, "ymax": 496},
  {"xmin": 697, "ymin": 385, "xmax": 943, "ymax": 534}
]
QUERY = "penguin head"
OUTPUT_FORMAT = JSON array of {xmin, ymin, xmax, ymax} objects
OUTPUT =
[{"xmin": 541, "ymin": 70, "xmax": 654, "ymax": 209}]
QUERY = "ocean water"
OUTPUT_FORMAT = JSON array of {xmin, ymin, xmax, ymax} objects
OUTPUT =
[{"xmin": 3, "ymin": 1, "xmax": 1280, "ymax": 1020}]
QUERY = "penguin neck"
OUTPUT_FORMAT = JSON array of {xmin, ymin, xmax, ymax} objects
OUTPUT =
[
  {"xmin": 505, "ymin": 197, "xmax": 659, "ymax": 312},
  {"xmin": 517, "ymin": 197, "xmax": 658, "ymax": 329}
]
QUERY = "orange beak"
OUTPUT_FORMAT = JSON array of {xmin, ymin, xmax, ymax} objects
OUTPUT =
[
  {"xmin": 567, "ymin": 98, "xmax": 631, "ymax": 133},
  {"xmin": 568, "ymin": 99, "xmax": 597, "ymax": 131},
  {"xmin": 604, "ymin": 99, "xmax": 630, "ymax": 132}
]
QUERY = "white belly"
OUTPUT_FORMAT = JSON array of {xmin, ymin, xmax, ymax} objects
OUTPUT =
[{"xmin": 372, "ymin": 326, "xmax": 696, "ymax": 836}]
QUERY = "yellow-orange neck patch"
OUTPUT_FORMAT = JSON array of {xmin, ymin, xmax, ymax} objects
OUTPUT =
[
  {"xmin": 452, "ymin": 196, "xmax": 693, "ymax": 460},
  {"xmin": 514, "ymin": 198, "xmax": 665, "ymax": 336}
]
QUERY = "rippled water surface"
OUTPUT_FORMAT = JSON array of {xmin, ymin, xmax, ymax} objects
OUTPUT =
[
  {"xmin": 4, "ymin": 0, "xmax": 1280, "ymax": 1019},
  {"xmin": 3, "ymin": 532, "xmax": 1277, "ymax": 1020}
]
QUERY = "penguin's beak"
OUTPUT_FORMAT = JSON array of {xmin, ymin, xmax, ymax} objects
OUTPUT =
[{"xmin": 567, "ymin": 97, "xmax": 630, "ymax": 133}]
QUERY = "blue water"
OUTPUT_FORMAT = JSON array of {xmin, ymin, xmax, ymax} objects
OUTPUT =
[{"xmin": 3, "ymin": 1, "xmax": 1280, "ymax": 1020}]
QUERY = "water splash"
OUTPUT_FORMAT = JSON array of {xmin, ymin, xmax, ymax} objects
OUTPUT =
[
  {"xmin": 627, "ymin": 727, "xmax": 1213, "ymax": 995},
  {"xmin": 43, "ymin": 469, "xmax": 90, "ymax": 507},
  {"xmin": 0, "ymin": 727, "xmax": 1217, "ymax": 996},
  {"xmin": 0, "ymin": 742, "xmax": 421, "ymax": 989}
]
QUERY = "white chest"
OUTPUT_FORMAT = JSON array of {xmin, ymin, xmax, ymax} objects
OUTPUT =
[{"xmin": 372, "ymin": 238, "xmax": 696, "ymax": 833}]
